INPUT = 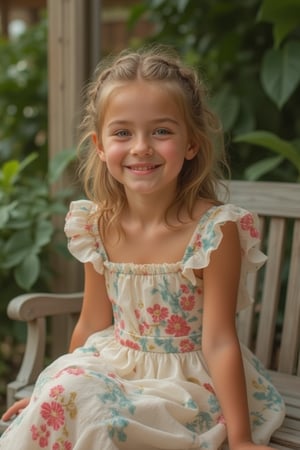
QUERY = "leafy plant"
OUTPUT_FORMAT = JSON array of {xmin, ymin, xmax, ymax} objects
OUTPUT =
[
  {"xmin": 0, "ymin": 149, "xmax": 76, "ymax": 293},
  {"xmin": 235, "ymin": 132, "xmax": 300, "ymax": 181},
  {"xmin": 234, "ymin": 0, "xmax": 300, "ymax": 180},
  {"xmin": 0, "ymin": 15, "xmax": 48, "ymax": 169}
]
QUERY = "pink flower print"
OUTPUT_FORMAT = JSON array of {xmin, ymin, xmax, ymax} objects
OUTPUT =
[
  {"xmin": 180, "ymin": 295, "xmax": 195, "ymax": 311},
  {"xmin": 50, "ymin": 385, "xmax": 64, "ymax": 399},
  {"xmin": 84, "ymin": 223, "xmax": 93, "ymax": 232},
  {"xmin": 203, "ymin": 383, "xmax": 216, "ymax": 395},
  {"xmin": 147, "ymin": 304, "xmax": 169, "ymax": 323},
  {"xmin": 107, "ymin": 372, "xmax": 117, "ymax": 379},
  {"xmin": 41, "ymin": 401, "xmax": 65, "ymax": 430},
  {"xmin": 180, "ymin": 284, "xmax": 190, "ymax": 294},
  {"xmin": 139, "ymin": 321, "xmax": 150, "ymax": 335},
  {"xmin": 124, "ymin": 339, "xmax": 140, "ymax": 350},
  {"xmin": 119, "ymin": 319, "xmax": 125, "ymax": 329},
  {"xmin": 31, "ymin": 423, "xmax": 50, "ymax": 448},
  {"xmin": 165, "ymin": 315, "xmax": 191, "ymax": 337},
  {"xmin": 120, "ymin": 338, "xmax": 140, "ymax": 350},
  {"xmin": 250, "ymin": 227, "xmax": 259, "ymax": 238},
  {"xmin": 53, "ymin": 442, "xmax": 72, "ymax": 450},
  {"xmin": 55, "ymin": 366, "xmax": 84, "ymax": 379},
  {"xmin": 179, "ymin": 339, "xmax": 195, "ymax": 352},
  {"xmin": 65, "ymin": 367, "xmax": 85, "ymax": 376},
  {"xmin": 134, "ymin": 309, "xmax": 141, "ymax": 319},
  {"xmin": 240, "ymin": 213, "xmax": 259, "ymax": 238},
  {"xmin": 193, "ymin": 234, "xmax": 202, "ymax": 250}
]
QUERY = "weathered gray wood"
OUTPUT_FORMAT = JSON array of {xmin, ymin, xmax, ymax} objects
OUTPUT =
[
  {"xmin": 279, "ymin": 220, "xmax": 300, "ymax": 374},
  {"xmin": 48, "ymin": 0, "xmax": 87, "ymax": 294},
  {"xmin": 228, "ymin": 181, "xmax": 300, "ymax": 218},
  {"xmin": 255, "ymin": 218, "xmax": 286, "ymax": 367},
  {"xmin": 7, "ymin": 293, "xmax": 83, "ymax": 321}
]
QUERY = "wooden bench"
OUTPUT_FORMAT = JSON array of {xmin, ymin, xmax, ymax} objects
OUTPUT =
[{"xmin": 1, "ymin": 180, "xmax": 300, "ymax": 449}]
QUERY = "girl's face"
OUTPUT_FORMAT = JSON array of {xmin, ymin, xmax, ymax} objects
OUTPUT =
[{"xmin": 95, "ymin": 81, "xmax": 198, "ymax": 198}]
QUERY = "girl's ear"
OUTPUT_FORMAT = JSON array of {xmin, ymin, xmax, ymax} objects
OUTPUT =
[
  {"xmin": 92, "ymin": 133, "xmax": 106, "ymax": 161},
  {"xmin": 185, "ymin": 142, "xmax": 199, "ymax": 160}
]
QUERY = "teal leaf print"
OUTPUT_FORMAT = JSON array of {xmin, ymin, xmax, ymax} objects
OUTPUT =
[
  {"xmin": 92, "ymin": 372, "xmax": 136, "ymax": 415},
  {"xmin": 151, "ymin": 276, "xmax": 182, "ymax": 313},
  {"xmin": 253, "ymin": 384, "xmax": 283, "ymax": 412},
  {"xmin": 208, "ymin": 395, "xmax": 221, "ymax": 414},
  {"xmin": 251, "ymin": 411, "xmax": 267, "ymax": 428},
  {"xmin": 202, "ymin": 222, "xmax": 218, "ymax": 252},
  {"xmin": 186, "ymin": 411, "xmax": 214, "ymax": 433},
  {"xmin": 105, "ymin": 409, "xmax": 130, "ymax": 442},
  {"xmin": 153, "ymin": 337, "xmax": 178, "ymax": 353}
]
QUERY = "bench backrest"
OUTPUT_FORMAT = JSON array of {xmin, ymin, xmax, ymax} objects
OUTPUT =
[{"xmin": 228, "ymin": 181, "xmax": 300, "ymax": 375}]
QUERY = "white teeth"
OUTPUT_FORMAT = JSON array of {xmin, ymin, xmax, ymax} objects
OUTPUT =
[{"xmin": 130, "ymin": 166, "xmax": 156, "ymax": 170}]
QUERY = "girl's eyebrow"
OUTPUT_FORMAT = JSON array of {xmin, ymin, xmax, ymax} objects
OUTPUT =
[{"xmin": 107, "ymin": 118, "xmax": 180, "ymax": 127}]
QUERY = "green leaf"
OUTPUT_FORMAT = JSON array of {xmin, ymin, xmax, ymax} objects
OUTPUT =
[
  {"xmin": 48, "ymin": 148, "xmax": 76, "ymax": 184},
  {"xmin": 0, "ymin": 154, "xmax": 38, "ymax": 191},
  {"xmin": 235, "ymin": 131, "xmax": 300, "ymax": 173},
  {"xmin": 0, "ymin": 160, "xmax": 20, "ymax": 188},
  {"xmin": 0, "ymin": 201, "xmax": 18, "ymax": 228},
  {"xmin": 1, "ymin": 230, "xmax": 33, "ymax": 268},
  {"xmin": 245, "ymin": 156, "xmax": 283, "ymax": 181},
  {"xmin": 211, "ymin": 87, "xmax": 240, "ymax": 132},
  {"xmin": 18, "ymin": 152, "xmax": 39, "ymax": 172},
  {"xmin": 34, "ymin": 220, "xmax": 54, "ymax": 248},
  {"xmin": 261, "ymin": 42, "xmax": 300, "ymax": 109},
  {"xmin": 14, "ymin": 253, "xmax": 40, "ymax": 290},
  {"xmin": 258, "ymin": 0, "xmax": 300, "ymax": 47}
]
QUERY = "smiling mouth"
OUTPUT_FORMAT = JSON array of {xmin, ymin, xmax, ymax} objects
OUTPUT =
[{"xmin": 125, "ymin": 164, "xmax": 161, "ymax": 171}]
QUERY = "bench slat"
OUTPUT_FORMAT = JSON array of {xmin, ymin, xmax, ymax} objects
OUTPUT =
[
  {"xmin": 255, "ymin": 218, "xmax": 285, "ymax": 366},
  {"xmin": 279, "ymin": 220, "xmax": 300, "ymax": 374}
]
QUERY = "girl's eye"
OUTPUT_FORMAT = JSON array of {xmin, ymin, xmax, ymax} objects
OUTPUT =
[
  {"xmin": 115, "ymin": 130, "xmax": 130, "ymax": 137},
  {"xmin": 154, "ymin": 128, "xmax": 171, "ymax": 136}
]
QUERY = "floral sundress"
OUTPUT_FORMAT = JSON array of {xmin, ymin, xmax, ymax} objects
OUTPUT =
[{"xmin": 0, "ymin": 201, "xmax": 285, "ymax": 450}]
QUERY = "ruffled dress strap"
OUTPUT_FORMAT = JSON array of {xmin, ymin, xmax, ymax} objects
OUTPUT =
[
  {"xmin": 64, "ymin": 200, "xmax": 107, "ymax": 274},
  {"xmin": 182, "ymin": 203, "xmax": 267, "ymax": 312}
]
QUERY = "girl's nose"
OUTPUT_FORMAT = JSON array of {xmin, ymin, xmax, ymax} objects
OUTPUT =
[{"xmin": 130, "ymin": 136, "xmax": 153, "ymax": 157}]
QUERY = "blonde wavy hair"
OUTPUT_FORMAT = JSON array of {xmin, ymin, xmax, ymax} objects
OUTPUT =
[{"xmin": 77, "ymin": 45, "xmax": 229, "ymax": 233}]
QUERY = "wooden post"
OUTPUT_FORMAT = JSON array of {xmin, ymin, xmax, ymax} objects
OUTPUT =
[
  {"xmin": 48, "ymin": 0, "xmax": 101, "ymax": 356},
  {"xmin": 48, "ymin": 0, "xmax": 90, "ymax": 294}
]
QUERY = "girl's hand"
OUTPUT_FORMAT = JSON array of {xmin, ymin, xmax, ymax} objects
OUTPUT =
[{"xmin": 1, "ymin": 397, "xmax": 30, "ymax": 421}]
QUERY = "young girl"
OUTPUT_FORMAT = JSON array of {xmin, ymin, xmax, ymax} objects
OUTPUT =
[{"xmin": 1, "ymin": 46, "xmax": 285, "ymax": 450}]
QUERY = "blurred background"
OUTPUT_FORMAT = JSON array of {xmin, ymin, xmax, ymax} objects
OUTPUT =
[{"xmin": 0, "ymin": 0, "xmax": 299, "ymax": 414}]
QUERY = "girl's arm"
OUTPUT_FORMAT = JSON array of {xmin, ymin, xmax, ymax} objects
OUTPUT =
[
  {"xmin": 202, "ymin": 221, "xmax": 274, "ymax": 450},
  {"xmin": 69, "ymin": 261, "xmax": 113, "ymax": 351}
]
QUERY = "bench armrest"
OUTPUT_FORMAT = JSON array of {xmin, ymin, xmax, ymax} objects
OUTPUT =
[
  {"xmin": 7, "ymin": 292, "xmax": 83, "ymax": 321},
  {"xmin": 5, "ymin": 292, "xmax": 83, "ymax": 408}
]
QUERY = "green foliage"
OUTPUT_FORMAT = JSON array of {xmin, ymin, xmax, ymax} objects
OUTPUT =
[
  {"xmin": 130, "ymin": 0, "xmax": 300, "ymax": 181},
  {"xmin": 0, "ymin": 15, "xmax": 47, "ymax": 169},
  {"xmin": 235, "ymin": 132, "xmax": 300, "ymax": 180},
  {"xmin": 0, "ymin": 149, "xmax": 75, "ymax": 294},
  {"xmin": 261, "ymin": 41, "xmax": 300, "ymax": 109}
]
